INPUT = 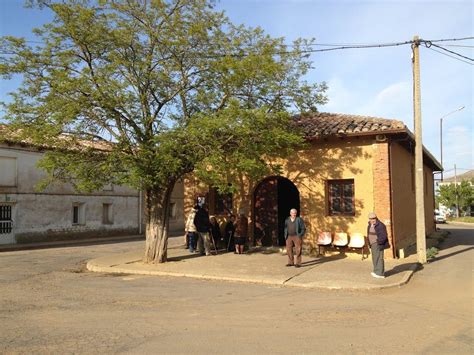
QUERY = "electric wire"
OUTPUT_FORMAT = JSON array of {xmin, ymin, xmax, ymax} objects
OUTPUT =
[
  {"xmin": 428, "ymin": 43, "xmax": 474, "ymax": 62},
  {"xmin": 443, "ymin": 45, "xmax": 474, "ymax": 48},
  {"xmin": 426, "ymin": 46, "xmax": 473, "ymax": 65},
  {"xmin": 1, "ymin": 38, "xmax": 473, "ymax": 62},
  {"xmin": 424, "ymin": 37, "xmax": 474, "ymax": 43}
]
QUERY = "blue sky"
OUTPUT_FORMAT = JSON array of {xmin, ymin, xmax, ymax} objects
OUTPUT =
[{"xmin": 1, "ymin": 0, "xmax": 472, "ymax": 177}]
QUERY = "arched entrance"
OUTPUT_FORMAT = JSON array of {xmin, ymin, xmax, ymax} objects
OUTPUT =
[{"xmin": 253, "ymin": 176, "xmax": 300, "ymax": 246}]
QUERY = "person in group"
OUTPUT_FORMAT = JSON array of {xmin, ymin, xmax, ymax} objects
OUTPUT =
[
  {"xmin": 184, "ymin": 205, "xmax": 198, "ymax": 253},
  {"xmin": 367, "ymin": 212, "xmax": 389, "ymax": 278},
  {"xmin": 254, "ymin": 221, "xmax": 265, "ymax": 247},
  {"xmin": 224, "ymin": 214, "xmax": 236, "ymax": 252},
  {"xmin": 209, "ymin": 216, "xmax": 222, "ymax": 250},
  {"xmin": 194, "ymin": 204, "xmax": 212, "ymax": 256},
  {"xmin": 234, "ymin": 210, "xmax": 248, "ymax": 254},
  {"xmin": 284, "ymin": 208, "xmax": 306, "ymax": 268}
]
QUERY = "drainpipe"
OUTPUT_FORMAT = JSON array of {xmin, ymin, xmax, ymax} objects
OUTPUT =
[{"xmin": 388, "ymin": 140, "xmax": 397, "ymax": 258}]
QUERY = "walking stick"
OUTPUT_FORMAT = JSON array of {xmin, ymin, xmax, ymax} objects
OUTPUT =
[
  {"xmin": 227, "ymin": 231, "xmax": 233, "ymax": 252},
  {"xmin": 210, "ymin": 233, "xmax": 218, "ymax": 255}
]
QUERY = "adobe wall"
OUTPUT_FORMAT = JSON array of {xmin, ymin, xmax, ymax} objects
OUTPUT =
[{"xmin": 390, "ymin": 142, "xmax": 436, "ymax": 255}]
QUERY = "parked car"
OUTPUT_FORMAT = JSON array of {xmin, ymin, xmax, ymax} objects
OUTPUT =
[{"xmin": 434, "ymin": 211, "xmax": 446, "ymax": 224}]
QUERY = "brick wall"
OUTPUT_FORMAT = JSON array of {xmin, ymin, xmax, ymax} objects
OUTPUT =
[{"xmin": 372, "ymin": 142, "xmax": 395, "ymax": 258}]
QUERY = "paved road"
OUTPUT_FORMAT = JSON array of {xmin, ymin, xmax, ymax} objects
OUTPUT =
[{"xmin": 0, "ymin": 226, "xmax": 472, "ymax": 354}]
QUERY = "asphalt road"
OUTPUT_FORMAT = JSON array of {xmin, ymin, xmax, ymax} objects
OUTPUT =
[{"xmin": 0, "ymin": 224, "xmax": 472, "ymax": 354}]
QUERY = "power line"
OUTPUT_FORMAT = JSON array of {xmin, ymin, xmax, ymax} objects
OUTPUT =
[
  {"xmin": 443, "ymin": 44, "xmax": 474, "ymax": 48},
  {"xmin": 428, "ymin": 42, "xmax": 474, "ymax": 62},
  {"xmin": 426, "ymin": 46, "xmax": 473, "ymax": 65},
  {"xmin": 2, "ymin": 37, "xmax": 473, "ymax": 62},
  {"xmin": 425, "ymin": 36, "xmax": 474, "ymax": 43}
]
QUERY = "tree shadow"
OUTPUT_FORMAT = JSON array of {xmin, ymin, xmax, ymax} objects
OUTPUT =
[
  {"xmin": 247, "ymin": 139, "xmax": 369, "ymax": 250},
  {"xmin": 167, "ymin": 252, "xmax": 207, "ymax": 262},
  {"xmin": 299, "ymin": 253, "xmax": 347, "ymax": 267}
]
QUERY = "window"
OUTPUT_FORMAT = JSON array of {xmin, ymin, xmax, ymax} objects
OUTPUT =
[
  {"xmin": 72, "ymin": 203, "xmax": 85, "ymax": 225},
  {"xmin": 0, "ymin": 205, "xmax": 12, "ymax": 234},
  {"xmin": 327, "ymin": 179, "xmax": 355, "ymax": 216},
  {"xmin": 102, "ymin": 203, "xmax": 113, "ymax": 224}
]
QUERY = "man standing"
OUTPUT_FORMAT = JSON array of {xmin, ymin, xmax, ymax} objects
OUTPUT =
[
  {"xmin": 367, "ymin": 212, "xmax": 389, "ymax": 278},
  {"xmin": 194, "ymin": 204, "xmax": 212, "ymax": 256},
  {"xmin": 284, "ymin": 208, "xmax": 306, "ymax": 268},
  {"xmin": 234, "ymin": 209, "xmax": 248, "ymax": 254}
]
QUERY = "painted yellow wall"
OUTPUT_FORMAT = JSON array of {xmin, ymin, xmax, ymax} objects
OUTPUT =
[
  {"xmin": 390, "ymin": 142, "xmax": 436, "ymax": 253},
  {"xmin": 276, "ymin": 138, "xmax": 377, "ymax": 251}
]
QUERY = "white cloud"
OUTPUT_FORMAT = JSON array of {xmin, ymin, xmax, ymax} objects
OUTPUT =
[{"xmin": 355, "ymin": 81, "xmax": 412, "ymax": 123}]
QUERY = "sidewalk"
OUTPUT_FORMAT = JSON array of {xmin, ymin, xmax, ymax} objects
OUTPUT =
[{"xmin": 87, "ymin": 238, "xmax": 420, "ymax": 290}]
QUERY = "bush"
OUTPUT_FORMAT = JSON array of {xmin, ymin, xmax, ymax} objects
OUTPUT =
[{"xmin": 426, "ymin": 247, "xmax": 439, "ymax": 260}]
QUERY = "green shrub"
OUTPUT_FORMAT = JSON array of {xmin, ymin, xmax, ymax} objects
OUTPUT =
[{"xmin": 426, "ymin": 247, "xmax": 439, "ymax": 260}]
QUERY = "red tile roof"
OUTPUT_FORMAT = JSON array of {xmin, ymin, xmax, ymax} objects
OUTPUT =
[
  {"xmin": 292, "ymin": 112, "xmax": 407, "ymax": 139},
  {"xmin": 0, "ymin": 124, "xmax": 112, "ymax": 151}
]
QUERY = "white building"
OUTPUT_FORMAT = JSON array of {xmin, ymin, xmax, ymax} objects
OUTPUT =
[
  {"xmin": 437, "ymin": 170, "xmax": 474, "ymax": 217},
  {"xmin": 0, "ymin": 137, "xmax": 184, "ymax": 245}
]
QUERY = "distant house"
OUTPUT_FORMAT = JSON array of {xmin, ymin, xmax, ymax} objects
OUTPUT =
[
  {"xmin": 438, "ymin": 170, "xmax": 474, "ymax": 217},
  {"xmin": 0, "ymin": 126, "xmax": 184, "ymax": 245},
  {"xmin": 184, "ymin": 112, "xmax": 442, "ymax": 258}
]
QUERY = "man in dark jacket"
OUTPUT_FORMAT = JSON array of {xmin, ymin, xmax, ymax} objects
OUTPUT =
[
  {"xmin": 194, "ymin": 205, "xmax": 211, "ymax": 256},
  {"xmin": 367, "ymin": 212, "xmax": 389, "ymax": 278},
  {"xmin": 284, "ymin": 208, "xmax": 306, "ymax": 268}
]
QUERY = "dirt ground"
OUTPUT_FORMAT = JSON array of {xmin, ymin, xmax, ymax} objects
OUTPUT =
[{"xmin": 0, "ymin": 224, "xmax": 472, "ymax": 354}]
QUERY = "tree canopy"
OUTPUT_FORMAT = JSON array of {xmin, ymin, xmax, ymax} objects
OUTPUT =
[
  {"xmin": 436, "ymin": 180, "xmax": 474, "ymax": 216},
  {"xmin": 0, "ymin": 0, "xmax": 327, "ymax": 262}
]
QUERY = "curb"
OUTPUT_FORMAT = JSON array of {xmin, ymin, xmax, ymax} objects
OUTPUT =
[
  {"xmin": 446, "ymin": 221, "xmax": 474, "ymax": 226},
  {"xmin": 86, "ymin": 260, "xmax": 287, "ymax": 287},
  {"xmin": 0, "ymin": 235, "xmax": 145, "ymax": 252},
  {"xmin": 0, "ymin": 234, "xmax": 185, "ymax": 253},
  {"xmin": 86, "ymin": 258, "xmax": 419, "ymax": 291}
]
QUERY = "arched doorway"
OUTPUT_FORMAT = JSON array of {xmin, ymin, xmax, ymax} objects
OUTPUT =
[{"xmin": 253, "ymin": 176, "xmax": 300, "ymax": 246}]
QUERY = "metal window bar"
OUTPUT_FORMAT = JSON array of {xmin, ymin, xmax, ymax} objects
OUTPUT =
[{"xmin": 0, "ymin": 205, "xmax": 12, "ymax": 234}]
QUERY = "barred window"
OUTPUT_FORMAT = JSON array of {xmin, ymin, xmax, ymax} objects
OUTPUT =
[
  {"xmin": 327, "ymin": 179, "xmax": 355, "ymax": 216},
  {"xmin": 0, "ymin": 205, "xmax": 12, "ymax": 234}
]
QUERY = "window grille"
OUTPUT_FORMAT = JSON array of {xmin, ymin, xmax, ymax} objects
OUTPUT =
[{"xmin": 0, "ymin": 205, "xmax": 12, "ymax": 234}]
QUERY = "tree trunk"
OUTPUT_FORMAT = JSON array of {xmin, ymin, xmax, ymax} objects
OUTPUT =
[{"xmin": 143, "ymin": 182, "xmax": 174, "ymax": 263}]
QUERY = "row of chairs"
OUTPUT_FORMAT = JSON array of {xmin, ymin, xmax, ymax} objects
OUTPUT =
[{"xmin": 317, "ymin": 231, "xmax": 368, "ymax": 260}]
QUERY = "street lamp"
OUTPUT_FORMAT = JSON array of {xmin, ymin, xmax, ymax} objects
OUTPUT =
[{"xmin": 440, "ymin": 106, "xmax": 465, "ymax": 181}]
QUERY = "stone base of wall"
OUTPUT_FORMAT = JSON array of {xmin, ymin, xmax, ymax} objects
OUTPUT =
[{"xmin": 15, "ymin": 227, "xmax": 140, "ymax": 244}]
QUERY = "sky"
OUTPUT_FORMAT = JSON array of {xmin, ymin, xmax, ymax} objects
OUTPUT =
[{"xmin": 0, "ymin": 0, "xmax": 472, "ymax": 178}]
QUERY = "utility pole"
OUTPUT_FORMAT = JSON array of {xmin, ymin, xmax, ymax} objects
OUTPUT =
[
  {"xmin": 412, "ymin": 35, "xmax": 427, "ymax": 264},
  {"xmin": 454, "ymin": 164, "xmax": 459, "ymax": 218},
  {"xmin": 439, "ymin": 106, "xmax": 465, "ymax": 181}
]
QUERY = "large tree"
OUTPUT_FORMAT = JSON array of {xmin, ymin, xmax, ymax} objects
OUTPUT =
[
  {"xmin": 436, "ymin": 180, "xmax": 474, "ymax": 217},
  {"xmin": 0, "ymin": 0, "xmax": 327, "ymax": 263}
]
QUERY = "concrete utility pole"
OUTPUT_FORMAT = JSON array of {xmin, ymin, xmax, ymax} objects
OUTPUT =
[
  {"xmin": 440, "ymin": 106, "xmax": 465, "ymax": 181},
  {"xmin": 454, "ymin": 164, "xmax": 459, "ymax": 218},
  {"xmin": 412, "ymin": 36, "xmax": 427, "ymax": 264}
]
